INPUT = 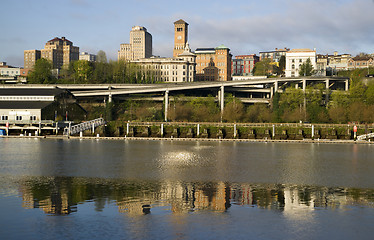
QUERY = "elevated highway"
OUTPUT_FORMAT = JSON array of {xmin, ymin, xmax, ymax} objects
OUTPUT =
[{"xmin": 1, "ymin": 77, "xmax": 349, "ymax": 121}]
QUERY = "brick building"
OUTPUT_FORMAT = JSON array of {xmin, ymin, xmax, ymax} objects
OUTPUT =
[
  {"xmin": 232, "ymin": 54, "xmax": 259, "ymax": 76},
  {"xmin": 195, "ymin": 45, "xmax": 232, "ymax": 81}
]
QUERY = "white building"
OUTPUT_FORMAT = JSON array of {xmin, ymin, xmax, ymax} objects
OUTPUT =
[
  {"xmin": 0, "ymin": 62, "xmax": 21, "ymax": 77},
  {"xmin": 79, "ymin": 52, "xmax": 96, "ymax": 62},
  {"xmin": 285, "ymin": 49, "xmax": 316, "ymax": 77},
  {"xmin": 132, "ymin": 44, "xmax": 196, "ymax": 82},
  {"xmin": 118, "ymin": 26, "xmax": 152, "ymax": 61}
]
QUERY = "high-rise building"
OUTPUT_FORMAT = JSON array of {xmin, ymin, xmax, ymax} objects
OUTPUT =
[
  {"xmin": 24, "ymin": 50, "xmax": 41, "ymax": 69},
  {"xmin": 195, "ymin": 45, "xmax": 232, "ymax": 81},
  {"xmin": 24, "ymin": 37, "xmax": 79, "ymax": 69},
  {"xmin": 118, "ymin": 26, "xmax": 152, "ymax": 61},
  {"xmin": 41, "ymin": 37, "xmax": 79, "ymax": 69},
  {"xmin": 173, "ymin": 19, "xmax": 188, "ymax": 58}
]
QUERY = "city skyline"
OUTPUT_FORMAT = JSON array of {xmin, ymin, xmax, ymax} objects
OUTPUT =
[{"xmin": 1, "ymin": 0, "xmax": 374, "ymax": 67}]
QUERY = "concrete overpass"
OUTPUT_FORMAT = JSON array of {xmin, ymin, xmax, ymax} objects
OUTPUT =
[{"xmin": 0, "ymin": 77, "xmax": 349, "ymax": 121}]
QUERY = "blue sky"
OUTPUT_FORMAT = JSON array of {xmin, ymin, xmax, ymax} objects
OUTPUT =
[{"xmin": 1, "ymin": 0, "xmax": 374, "ymax": 67}]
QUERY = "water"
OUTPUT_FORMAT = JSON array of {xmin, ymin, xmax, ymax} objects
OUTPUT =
[{"xmin": 0, "ymin": 138, "xmax": 374, "ymax": 239}]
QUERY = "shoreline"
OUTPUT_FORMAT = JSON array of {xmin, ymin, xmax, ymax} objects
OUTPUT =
[{"xmin": 1, "ymin": 135, "xmax": 372, "ymax": 144}]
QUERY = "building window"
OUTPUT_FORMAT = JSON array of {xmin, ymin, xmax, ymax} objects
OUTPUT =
[
  {"xmin": 16, "ymin": 116, "xmax": 22, "ymax": 121},
  {"xmin": 30, "ymin": 116, "xmax": 37, "ymax": 121},
  {"xmin": 1, "ymin": 116, "xmax": 8, "ymax": 121}
]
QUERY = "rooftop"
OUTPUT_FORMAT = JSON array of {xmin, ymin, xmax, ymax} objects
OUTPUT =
[
  {"xmin": 0, "ymin": 101, "xmax": 53, "ymax": 109},
  {"xmin": 174, "ymin": 19, "xmax": 188, "ymax": 25},
  {"xmin": 215, "ymin": 44, "xmax": 229, "ymax": 50},
  {"xmin": 288, "ymin": 48, "xmax": 316, "ymax": 52},
  {"xmin": 0, "ymin": 88, "xmax": 65, "ymax": 96}
]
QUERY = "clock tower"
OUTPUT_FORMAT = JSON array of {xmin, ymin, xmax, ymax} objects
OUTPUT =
[{"xmin": 173, "ymin": 19, "xmax": 188, "ymax": 58}]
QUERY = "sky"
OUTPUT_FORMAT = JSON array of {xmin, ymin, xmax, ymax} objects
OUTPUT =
[{"xmin": 1, "ymin": 0, "xmax": 374, "ymax": 67}]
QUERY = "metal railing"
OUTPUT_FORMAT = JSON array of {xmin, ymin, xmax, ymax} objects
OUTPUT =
[
  {"xmin": 357, "ymin": 132, "xmax": 374, "ymax": 141},
  {"xmin": 64, "ymin": 118, "xmax": 105, "ymax": 136}
]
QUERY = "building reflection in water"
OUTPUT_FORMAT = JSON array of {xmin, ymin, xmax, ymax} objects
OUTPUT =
[{"xmin": 17, "ymin": 177, "xmax": 374, "ymax": 216}]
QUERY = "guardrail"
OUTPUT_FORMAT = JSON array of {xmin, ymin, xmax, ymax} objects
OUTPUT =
[
  {"xmin": 64, "ymin": 118, "xmax": 105, "ymax": 136},
  {"xmin": 357, "ymin": 132, "xmax": 374, "ymax": 141}
]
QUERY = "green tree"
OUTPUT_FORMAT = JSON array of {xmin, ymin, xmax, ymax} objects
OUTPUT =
[
  {"xmin": 92, "ymin": 61, "xmax": 112, "ymax": 83},
  {"xmin": 27, "ymin": 58, "xmax": 56, "ymax": 84},
  {"xmin": 73, "ymin": 60, "xmax": 93, "ymax": 83},
  {"xmin": 349, "ymin": 82, "xmax": 367, "ymax": 103},
  {"xmin": 279, "ymin": 88, "xmax": 305, "ymax": 122},
  {"xmin": 112, "ymin": 60, "xmax": 126, "ymax": 83},
  {"xmin": 97, "ymin": 50, "xmax": 108, "ymax": 63},
  {"xmin": 271, "ymin": 92, "xmax": 282, "ymax": 122},
  {"xmin": 278, "ymin": 56, "xmax": 286, "ymax": 76},
  {"xmin": 299, "ymin": 58, "xmax": 314, "ymax": 76},
  {"xmin": 245, "ymin": 104, "xmax": 272, "ymax": 123},
  {"xmin": 365, "ymin": 82, "xmax": 374, "ymax": 105},
  {"xmin": 253, "ymin": 58, "xmax": 274, "ymax": 76},
  {"xmin": 222, "ymin": 98, "xmax": 245, "ymax": 122},
  {"xmin": 330, "ymin": 90, "xmax": 350, "ymax": 107}
]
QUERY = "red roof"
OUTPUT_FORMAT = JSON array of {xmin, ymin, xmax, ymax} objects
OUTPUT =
[{"xmin": 47, "ymin": 37, "xmax": 72, "ymax": 44}]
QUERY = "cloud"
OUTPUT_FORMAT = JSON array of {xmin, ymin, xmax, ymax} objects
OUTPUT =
[{"xmin": 180, "ymin": 0, "xmax": 374, "ymax": 56}]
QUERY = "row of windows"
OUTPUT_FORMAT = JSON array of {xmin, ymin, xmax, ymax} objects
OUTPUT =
[
  {"xmin": 161, "ymin": 71, "xmax": 187, "ymax": 76},
  {"xmin": 291, "ymin": 64, "xmax": 302, "ymax": 69},
  {"xmin": 0, "ymin": 96, "xmax": 54, "ymax": 101},
  {"xmin": 0, "ymin": 70, "xmax": 18, "ymax": 74},
  {"xmin": 1, "ymin": 115, "xmax": 37, "ymax": 121},
  {"xmin": 197, "ymin": 56, "xmax": 216, "ymax": 60},
  {"xmin": 291, "ymin": 59, "xmax": 304, "ymax": 63}
]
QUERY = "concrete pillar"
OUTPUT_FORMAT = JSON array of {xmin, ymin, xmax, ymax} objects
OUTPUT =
[
  {"xmin": 161, "ymin": 123, "xmax": 164, "ymax": 137},
  {"xmin": 345, "ymin": 80, "xmax": 349, "ymax": 91},
  {"xmin": 38, "ymin": 122, "xmax": 41, "ymax": 136},
  {"xmin": 68, "ymin": 122, "xmax": 71, "ymax": 137},
  {"xmin": 312, "ymin": 125, "xmax": 314, "ymax": 139},
  {"xmin": 220, "ymin": 85, "xmax": 224, "ymax": 113},
  {"xmin": 302, "ymin": 79, "xmax": 306, "ymax": 91},
  {"xmin": 55, "ymin": 122, "xmax": 58, "ymax": 135},
  {"xmin": 197, "ymin": 124, "xmax": 200, "ymax": 137},
  {"xmin": 164, "ymin": 90, "xmax": 169, "ymax": 122},
  {"xmin": 108, "ymin": 86, "xmax": 112, "ymax": 103},
  {"xmin": 274, "ymin": 81, "xmax": 278, "ymax": 93},
  {"xmin": 234, "ymin": 124, "xmax": 237, "ymax": 138},
  {"xmin": 80, "ymin": 132, "xmax": 83, "ymax": 138},
  {"xmin": 126, "ymin": 122, "xmax": 129, "ymax": 135},
  {"xmin": 325, "ymin": 79, "xmax": 330, "ymax": 103},
  {"xmin": 270, "ymin": 87, "xmax": 274, "ymax": 99},
  {"xmin": 295, "ymin": 84, "xmax": 299, "ymax": 89},
  {"xmin": 272, "ymin": 124, "xmax": 275, "ymax": 138},
  {"xmin": 92, "ymin": 122, "xmax": 95, "ymax": 134}
]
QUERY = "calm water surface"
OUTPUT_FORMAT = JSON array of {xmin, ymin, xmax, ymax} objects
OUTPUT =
[{"xmin": 0, "ymin": 138, "xmax": 373, "ymax": 240}]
